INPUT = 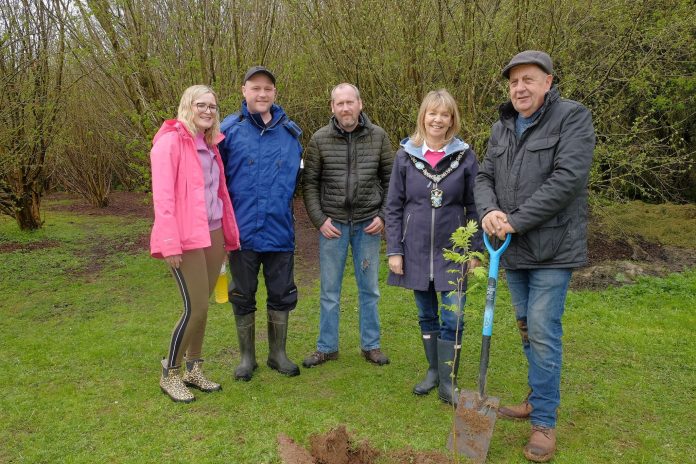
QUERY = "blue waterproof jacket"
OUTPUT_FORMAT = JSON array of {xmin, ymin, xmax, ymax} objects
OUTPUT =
[{"xmin": 219, "ymin": 101, "xmax": 302, "ymax": 252}]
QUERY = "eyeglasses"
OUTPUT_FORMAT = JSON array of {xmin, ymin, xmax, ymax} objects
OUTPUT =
[{"xmin": 194, "ymin": 102, "xmax": 218, "ymax": 113}]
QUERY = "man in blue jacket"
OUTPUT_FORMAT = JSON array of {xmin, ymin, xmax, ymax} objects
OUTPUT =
[
  {"xmin": 219, "ymin": 66, "xmax": 303, "ymax": 381},
  {"xmin": 475, "ymin": 51, "xmax": 595, "ymax": 462}
]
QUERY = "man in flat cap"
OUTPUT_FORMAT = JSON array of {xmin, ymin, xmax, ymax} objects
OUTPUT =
[
  {"xmin": 475, "ymin": 50, "xmax": 595, "ymax": 462},
  {"xmin": 219, "ymin": 66, "xmax": 303, "ymax": 381}
]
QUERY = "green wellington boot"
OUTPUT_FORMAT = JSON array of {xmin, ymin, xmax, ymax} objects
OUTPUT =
[
  {"xmin": 233, "ymin": 312, "xmax": 258, "ymax": 381},
  {"xmin": 413, "ymin": 331, "xmax": 439, "ymax": 395},
  {"xmin": 266, "ymin": 310, "xmax": 300, "ymax": 376},
  {"xmin": 437, "ymin": 338, "xmax": 461, "ymax": 406}
]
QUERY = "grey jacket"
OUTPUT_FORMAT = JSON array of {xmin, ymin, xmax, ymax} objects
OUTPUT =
[
  {"xmin": 303, "ymin": 113, "xmax": 393, "ymax": 228},
  {"xmin": 386, "ymin": 137, "xmax": 482, "ymax": 291},
  {"xmin": 475, "ymin": 86, "xmax": 595, "ymax": 269}
]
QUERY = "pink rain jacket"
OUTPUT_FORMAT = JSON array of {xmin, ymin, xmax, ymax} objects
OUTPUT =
[{"xmin": 149, "ymin": 119, "xmax": 240, "ymax": 258}]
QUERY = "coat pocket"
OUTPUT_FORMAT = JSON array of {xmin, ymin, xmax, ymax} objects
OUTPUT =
[
  {"xmin": 401, "ymin": 213, "xmax": 411, "ymax": 242},
  {"xmin": 525, "ymin": 135, "xmax": 559, "ymax": 176},
  {"xmin": 489, "ymin": 145, "xmax": 506, "ymax": 157},
  {"xmin": 519, "ymin": 214, "xmax": 571, "ymax": 263},
  {"xmin": 361, "ymin": 180, "xmax": 383, "ymax": 211},
  {"xmin": 488, "ymin": 145, "xmax": 508, "ymax": 185}
]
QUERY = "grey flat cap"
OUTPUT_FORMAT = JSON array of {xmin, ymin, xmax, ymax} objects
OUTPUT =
[
  {"xmin": 244, "ymin": 65, "xmax": 276, "ymax": 85},
  {"xmin": 502, "ymin": 50, "xmax": 554, "ymax": 78}
]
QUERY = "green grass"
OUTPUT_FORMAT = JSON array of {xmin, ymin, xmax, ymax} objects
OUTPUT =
[
  {"xmin": 1, "ymin": 201, "xmax": 695, "ymax": 463},
  {"xmin": 592, "ymin": 200, "xmax": 696, "ymax": 248}
]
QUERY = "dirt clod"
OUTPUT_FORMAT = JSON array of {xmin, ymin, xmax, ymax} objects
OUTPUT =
[
  {"xmin": 309, "ymin": 425, "xmax": 378, "ymax": 464},
  {"xmin": 309, "ymin": 426, "xmax": 349, "ymax": 464}
]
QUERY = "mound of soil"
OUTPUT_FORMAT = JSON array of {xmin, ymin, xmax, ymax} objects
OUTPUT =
[
  {"xmin": 277, "ymin": 426, "xmax": 451, "ymax": 464},
  {"xmin": 309, "ymin": 426, "xmax": 378, "ymax": 464},
  {"xmin": 572, "ymin": 228, "xmax": 696, "ymax": 289}
]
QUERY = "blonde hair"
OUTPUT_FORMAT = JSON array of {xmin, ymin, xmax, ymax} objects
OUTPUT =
[
  {"xmin": 410, "ymin": 89, "xmax": 461, "ymax": 147},
  {"xmin": 177, "ymin": 85, "xmax": 220, "ymax": 146}
]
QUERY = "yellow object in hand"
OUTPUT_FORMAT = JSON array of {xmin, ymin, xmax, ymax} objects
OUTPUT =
[{"xmin": 214, "ymin": 263, "xmax": 228, "ymax": 304}]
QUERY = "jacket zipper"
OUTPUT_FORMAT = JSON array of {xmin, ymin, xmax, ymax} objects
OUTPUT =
[
  {"xmin": 430, "ymin": 205, "xmax": 435, "ymax": 280},
  {"xmin": 208, "ymin": 149, "xmax": 215, "ymax": 223},
  {"xmin": 345, "ymin": 132, "xmax": 353, "ymax": 222}
]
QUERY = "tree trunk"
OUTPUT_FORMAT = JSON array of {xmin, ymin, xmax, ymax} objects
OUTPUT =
[{"xmin": 14, "ymin": 190, "xmax": 43, "ymax": 230}]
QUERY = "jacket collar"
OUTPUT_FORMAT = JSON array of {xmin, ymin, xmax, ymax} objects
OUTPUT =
[
  {"xmin": 241, "ymin": 100, "xmax": 287, "ymax": 130},
  {"xmin": 330, "ymin": 112, "xmax": 372, "ymax": 137},
  {"xmin": 153, "ymin": 119, "xmax": 224, "ymax": 146},
  {"xmin": 400, "ymin": 137, "xmax": 469, "ymax": 161}
]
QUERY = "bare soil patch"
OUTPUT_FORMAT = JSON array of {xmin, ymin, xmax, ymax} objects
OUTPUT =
[
  {"xmin": 293, "ymin": 196, "xmax": 320, "ymax": 289},
  {"xmin": 48, "ymin": 191, "xmax": 154, "ymax": 219},
  {"xmin": 0, "ymin": 239, "xmax": 61, "ymax": 253},
  {"xmin": 65, "ymin": 234, "xmax": 151, "ymax": 278},
  {"xmin": 28, "ymin": 192, "xmax": 696, "ymax": 288},
  {"xmin": 278, "ymin": 426, "xmax": 451, "ymax": 464},
  {"xmin": 18, "ymin": 192, "xmax": 152, "ymax": 276},
  {"xmin": 572, "ymin": 227, "xmax": 696, "ymax": 289},
  {"xmin": 278, "ymin": 434, "xmax": 315, "ymax": 464},
  {"xmin": 46, "ymin": 192, "xmax": 321, "ymax": 286}
]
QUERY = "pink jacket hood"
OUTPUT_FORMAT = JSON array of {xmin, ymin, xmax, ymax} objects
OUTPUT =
[{"xmin": 149, "ymin": 119, "xmax": 240, "ymax": 258}]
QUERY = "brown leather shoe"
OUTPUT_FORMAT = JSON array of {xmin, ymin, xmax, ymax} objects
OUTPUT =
[
  {"xmin": 362, "ymin": 348, "xmax": 390, "ymax": 365},
  {"xmin": 498, "ymin": 389, "xmax": 532, "ymax": 420},
  {"xmin": 302, "ymin": 350, "xmax": 338, "ymax": 368},
  {"xmin": 523, "ymin": 425, "xmax": 556, "ymax": 462}
]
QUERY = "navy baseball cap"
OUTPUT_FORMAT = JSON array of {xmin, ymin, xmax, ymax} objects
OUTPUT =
[{"xmin": 243, "ymin": 65, "xmax": 276, "ymax": 85}]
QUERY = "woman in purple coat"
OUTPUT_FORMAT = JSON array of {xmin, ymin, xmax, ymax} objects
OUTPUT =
[{"xmin": 385, "ymin": 89, "xmax": 482, "ymax": 406}]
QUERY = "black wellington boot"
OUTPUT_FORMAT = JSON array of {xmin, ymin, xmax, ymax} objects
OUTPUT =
[
  {"xmin": 266, "ymin": 310, "xmax": 300, "ymax": 376},
  {"xmin": 234, "ymin": 312, "xmax": 258, "ymax": 381},
  {"xmin": 413, "ymin": 331, "xmax": 439, "ymax": 395},
  {"xmin": 437, "ymin": 338, "xmax": 461, "ymax": 406}
]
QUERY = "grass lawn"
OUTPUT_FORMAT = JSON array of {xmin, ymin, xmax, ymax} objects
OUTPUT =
[{"xmin": 1, "ymin": 200, "xmax": 694, "ymax": 463}]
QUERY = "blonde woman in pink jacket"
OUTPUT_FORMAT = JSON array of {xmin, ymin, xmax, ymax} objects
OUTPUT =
[{"xmin": 150, "ymin": 85, "xmax": 240, "ymax": 403}]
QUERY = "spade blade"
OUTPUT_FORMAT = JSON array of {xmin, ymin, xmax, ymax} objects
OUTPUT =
[{"xmin": 447, "ymin": 390, "xmax": 500, "ymax": 462}]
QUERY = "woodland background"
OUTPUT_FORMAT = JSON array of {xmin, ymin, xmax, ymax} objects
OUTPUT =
[{"xmin": 1, "ymin": 0, "xmax": 694, "ymax": 230}]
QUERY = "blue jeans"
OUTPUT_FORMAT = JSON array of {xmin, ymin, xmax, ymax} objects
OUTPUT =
[
  {"xmin": 317, "ymin": 220, "xmax": 382, "ymax": 353},
  {"xmin": 505, "ymin": 268, "xmax": 573, "ymax": 429},
  {"xmin": 413, "ymin": 283, "xmax": 465, "ymax": 343}
]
